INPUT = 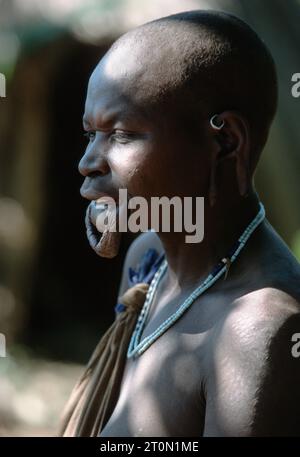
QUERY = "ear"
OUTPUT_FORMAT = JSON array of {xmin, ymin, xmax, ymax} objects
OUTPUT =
[{"xmin": 210, "ymin": 111, "xmax": 251, "ymax": 198}]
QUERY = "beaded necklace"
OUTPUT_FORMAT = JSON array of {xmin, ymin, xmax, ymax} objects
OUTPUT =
[{"xmin": 127, "ymin": 202, "xmax": 265, "ymax": 359}]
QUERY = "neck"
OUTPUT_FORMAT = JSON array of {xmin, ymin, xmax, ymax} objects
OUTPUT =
[{"xmin": 156, "ymin": 191, "xmax": 260, "ymax": 292}]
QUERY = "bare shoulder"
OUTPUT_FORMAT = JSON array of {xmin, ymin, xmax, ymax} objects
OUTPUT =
[
  {"xmin": 118, "ymin": 231, "xmax": 164, "ymax": 298},
  {"xmin": 204, "ymin": 222, "xmax": 300, "ymax": 435},
  {"xmin": 219, "ymin": 223, "xmax": 300, "ymax": 354},
  {"xmin": 216, "ymin": 285, "xmax": 300, "ymax": 363},
  {"xmin": 204, "ymin": 285, "xmax": 300, "ymax": 436}
]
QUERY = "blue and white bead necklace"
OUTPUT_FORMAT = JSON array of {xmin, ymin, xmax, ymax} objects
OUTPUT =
[{"xmin": 127, "ymin": 202, "xmax": 265, "ymax": 359}]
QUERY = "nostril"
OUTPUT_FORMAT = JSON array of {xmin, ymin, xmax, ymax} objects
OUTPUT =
[
  {"xmin": 78, "ymin": 156, "xmax": 110, "ymax": 177},
  {"xmin": 87, "ymin": 171, "xmax": 103, "ymax": 178}
]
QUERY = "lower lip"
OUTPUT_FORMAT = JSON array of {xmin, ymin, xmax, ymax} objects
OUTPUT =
[
  {"xmin": 90, "ymin": 199, "xmax": 113, "ymax": 225},
  {"xmin": 80, "ymin": 184, "xmax": 118, "ymax": 203},
  {"xmin": 94, "ymin": 195, "xmax": 118, "ymax": 208}
]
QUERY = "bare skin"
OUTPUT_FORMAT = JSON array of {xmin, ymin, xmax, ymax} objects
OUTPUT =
[
  {"xmin": 99, "ymin": 227, "xmax": 300, "ymax": 437},
  {"xmin": 78, "ymin": 24, "xmax": 300, "ymax": 436}
]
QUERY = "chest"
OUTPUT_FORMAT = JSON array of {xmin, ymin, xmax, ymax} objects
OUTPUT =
[{"xmin": 100, "ymin": 319, "xmax": 209, "ymax": 437}]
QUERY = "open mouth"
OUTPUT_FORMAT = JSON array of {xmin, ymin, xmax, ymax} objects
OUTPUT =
[
  {"xmin": 85, "ymin": 197, "xmax": 122, "ymax": 258},
  {"xmin": 90, "ymin": 196, "xmax": 119, "ymax": 232}
]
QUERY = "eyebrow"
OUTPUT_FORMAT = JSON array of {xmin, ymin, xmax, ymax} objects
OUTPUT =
[
  {"xmin": 83, "ymin": 108, "xmax": 148, "ymax": 130},
  {"xmin": 82, "ymin": 113, "xmax": 115, "ymax": 130}
]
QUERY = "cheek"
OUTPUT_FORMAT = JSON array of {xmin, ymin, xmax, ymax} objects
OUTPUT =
[
  {"xmin": 107, "ymin": 139, "xmax": 211, "ymax": 199},
  {"xmin": 108, "ymin": 143, "xmax": 155, "ymax": 196}
]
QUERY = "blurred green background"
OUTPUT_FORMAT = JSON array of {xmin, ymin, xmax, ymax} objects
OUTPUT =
[{"xmin": 0, "ymin": 0, "xmax": 299, "ymax": 436}]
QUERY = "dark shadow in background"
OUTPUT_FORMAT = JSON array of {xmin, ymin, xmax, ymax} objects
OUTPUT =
[{"xmin": 22, "ymin": 38, "xmax": 135, "ymax": 363}]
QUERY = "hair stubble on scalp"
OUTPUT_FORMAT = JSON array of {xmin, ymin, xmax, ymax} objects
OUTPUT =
[{"xmin": 105, "ymin": 10, "xmax": 278, "ymax": 173}]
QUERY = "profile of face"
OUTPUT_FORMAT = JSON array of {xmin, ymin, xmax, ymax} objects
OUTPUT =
[
  {"xmin": 78, "ymin": 22, "xmax": 257, "ymax": 259},
  {"xmin": 77, "ymin": 9, "xmax": 279, "ymax": 257},
  {"xmin": 78, "ymin": 39, "xmax": 213, "ymax": 219}
]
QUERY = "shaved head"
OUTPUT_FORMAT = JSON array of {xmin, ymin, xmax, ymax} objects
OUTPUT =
[
  {"xmin": 81, "ymin": 9, "xmax": 278, "ymax": 211},
  {"xmin": 96, "ymin": 10, "xmax": 277, "ymax": 168}
]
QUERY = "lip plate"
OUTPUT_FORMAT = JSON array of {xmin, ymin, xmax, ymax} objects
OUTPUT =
[{"xmin": 80, "ymin": 181, "xmax": 119, "ymax": 203}]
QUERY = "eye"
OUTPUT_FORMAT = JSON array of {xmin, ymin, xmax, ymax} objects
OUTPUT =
[
  {"xmin": 83, "ymin": 131, "xmax": 96, "ymax": 142},
  {"xmin": 110, "ymin": 130, "xmax": 134, "ymax": 144}
]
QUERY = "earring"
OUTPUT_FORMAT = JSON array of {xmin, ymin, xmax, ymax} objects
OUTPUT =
[{"xmin": 210, "ymin": 114, "xmax": 225, "ymax": 130}]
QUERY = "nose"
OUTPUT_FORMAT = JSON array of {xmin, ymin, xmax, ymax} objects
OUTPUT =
[{"xmin": 78, "ymin": 144, "xmax": 110, "ymax": 177}]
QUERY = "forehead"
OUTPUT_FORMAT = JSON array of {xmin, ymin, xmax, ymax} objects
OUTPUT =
[
  {"xmin": 84, "ymin": 48, "xmax": 155, "ymax": 126},
  {"xmin": 86, "ymin": 32, "xmax": 181, "ymax": 101},
  {"xmin": 92, "ymin": 37, "xmax": 152, "ymax": 94},
  {"xmin": 83, "ymin": 36, "xmax": 195, "ymax": 131}
]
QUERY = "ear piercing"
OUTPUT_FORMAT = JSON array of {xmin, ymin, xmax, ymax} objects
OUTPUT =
[{"xmin": 210, "ymin": 114, "xmax": 225, "ymax": 130}]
